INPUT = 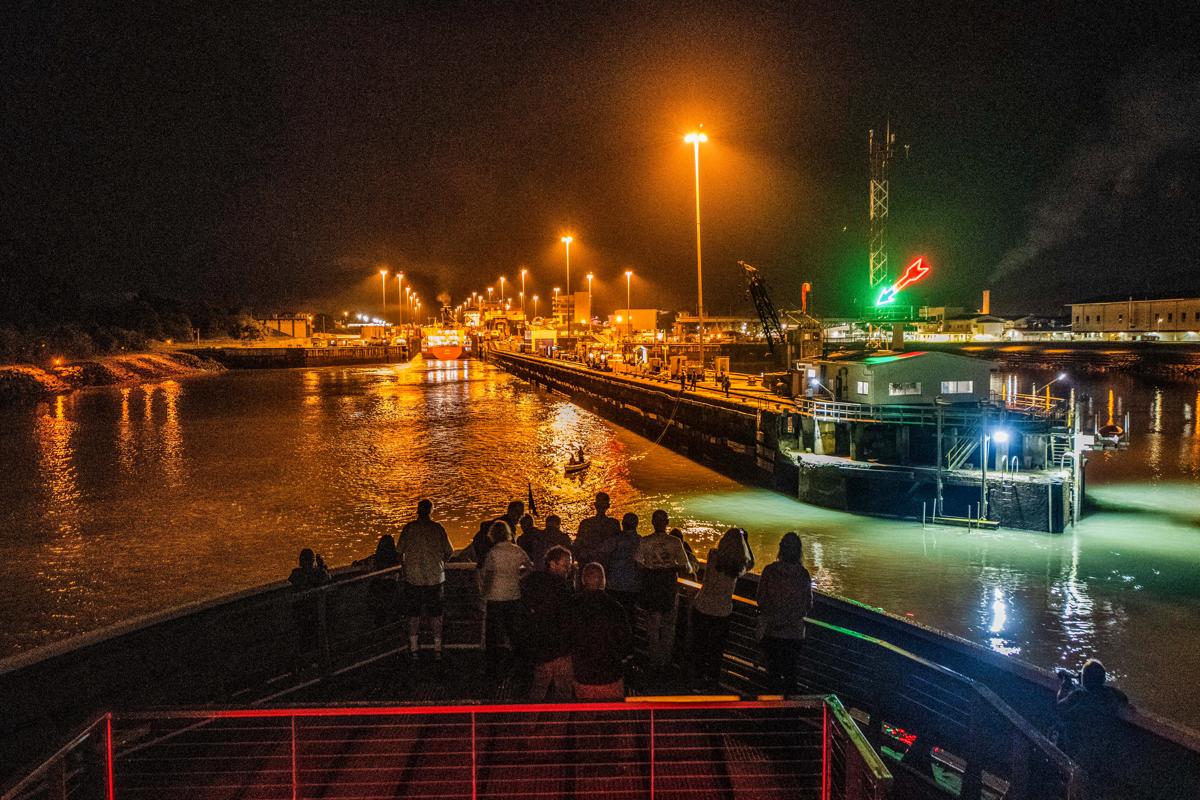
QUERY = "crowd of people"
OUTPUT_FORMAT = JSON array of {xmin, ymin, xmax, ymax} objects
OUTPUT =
[
  {"xmin": 286, "ymin": 494, "xmax": 1135, "ymax": 786},
  {"xmin": 287, "ymin": 491, "xmax": 816, "ymax": 699}
]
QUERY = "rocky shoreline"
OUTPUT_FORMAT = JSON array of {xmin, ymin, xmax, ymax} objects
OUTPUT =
[{"xmin": 0, "ymin": 352, "xmax": 225, "ymax": 407}]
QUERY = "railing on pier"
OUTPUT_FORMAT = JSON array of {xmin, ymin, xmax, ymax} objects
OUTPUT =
[
  {"xmin": 793, "ymin": 396, "xmax": 1068, "ymax": 427},
  {"xmin": 999, "ymin": 391, "xmax": 1068, "ymax": 418},
  {"xmin": 4, "ymin": 699, "xmax": 890, "ymax": 800}
]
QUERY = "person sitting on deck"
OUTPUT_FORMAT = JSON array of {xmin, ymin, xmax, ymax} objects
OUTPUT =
[
  {"xmin": 522, "ymin": 545, "xmax": 576, "ymax": 700},
  {"xmin": 571, "ymin": 562, "xmax": 632, "ymax": 700}
]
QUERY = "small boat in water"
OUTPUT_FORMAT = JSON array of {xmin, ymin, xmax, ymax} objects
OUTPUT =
[{"xmin": 564, "ymin": 458, "xmax": 591, "ymax": 475}]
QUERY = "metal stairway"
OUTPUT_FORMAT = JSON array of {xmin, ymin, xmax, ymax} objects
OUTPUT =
[{"xmin": 945, "ymin": 425, "xmax": 981, "ymax": 471}]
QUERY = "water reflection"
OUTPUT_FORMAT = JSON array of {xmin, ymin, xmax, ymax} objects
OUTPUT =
[
  {"xmin": 161, "ymin": 381, "xmax": 184, "ymax": 487},
  {"xmin": 0, "ymin": 362, "xmax": 1198, "ymax": 726},
  {"xmin": 117, "ymin": 388, "xmax": 134, "ymax": 474},
  {"xmin": 34, "ymin": 395, "xmax": 82, "ymax": 536}
]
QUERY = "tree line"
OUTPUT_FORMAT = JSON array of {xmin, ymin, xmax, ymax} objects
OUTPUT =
[{"xmin": 0, "ymin": 280, "xmax": 266, "ymax": 364}]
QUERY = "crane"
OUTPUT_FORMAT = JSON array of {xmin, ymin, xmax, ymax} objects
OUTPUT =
[{"xmin": 737, "ymin": 260, "xmax": 785, "ymax": 353}]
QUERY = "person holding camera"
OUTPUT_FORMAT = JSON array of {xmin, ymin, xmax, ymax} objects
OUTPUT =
[
  {"xmin": 1056, "ymin": 659, "xmax": 1130, "ymax": 798},
  {"xmin": 689, "ymin": 527, "xmax": 754, "ymax": 689}
]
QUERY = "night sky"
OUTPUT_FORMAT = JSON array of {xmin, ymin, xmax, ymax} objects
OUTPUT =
[{"xmin": 4, "ymin": 2, "xmax": 1199, "ymax": 317}]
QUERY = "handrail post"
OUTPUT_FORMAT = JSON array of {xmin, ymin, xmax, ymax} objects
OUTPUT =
[
  {"xmin": 471, "ymin": 711, "xmax": 478, "ymax": 800},
  {"xmin": 865, "ymin": 650, "xmax": 886, "ymax": 751},
  {"xmin": 290, "ymin": 715, "xmax": 299, "ymax": 800},
  {"xmin": 960, "ymin": 694, "xmax": 985, "ymax": 800},
  {"xmin": 1007, "ymin": 728, "xmax": 1031, "ymax": 800},
  {"xmin": 316, "ymin": 591, "xmax": 331, "ymax": 677},
  {"xmin": 47, "ymin": 757, "xmax": 66, "ymax": 800},
  {"xmin": 649, "ymin": 709, "xmax": 656, "ymax": 800}
]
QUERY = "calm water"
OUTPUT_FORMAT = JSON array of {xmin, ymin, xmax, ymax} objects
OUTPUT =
[{"xmin": 1, "ymin": 360, "xmax": 1198, "ymax": 725}]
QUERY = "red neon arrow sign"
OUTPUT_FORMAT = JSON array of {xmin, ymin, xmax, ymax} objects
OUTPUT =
[
  {"xmin": 893, "ymin": 257, "xmax": 930, "ymax": 292},
  {"xmin": 876, "ymin": 256, "xmax": 932, "ymax": 305}
]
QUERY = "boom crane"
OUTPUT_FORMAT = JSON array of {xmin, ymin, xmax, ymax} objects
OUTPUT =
[{"xmin": 738, "ymin": 260, "xmax": 785, "ymax": 353}]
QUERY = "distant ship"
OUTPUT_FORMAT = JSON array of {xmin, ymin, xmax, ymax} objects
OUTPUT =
[{"xmin": 420, "ymin": 326, "xmax": 469, "ymax": 359}]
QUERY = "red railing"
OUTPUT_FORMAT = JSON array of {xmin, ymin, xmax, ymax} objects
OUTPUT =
[{"xmin": 4, "ymin": 698, "xmax": 890, "ymax": 800}]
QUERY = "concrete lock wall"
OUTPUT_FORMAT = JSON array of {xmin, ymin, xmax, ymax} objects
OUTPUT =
[
  {"xmin": 490, "ymin": 352, "xmax": 784, "ymax": 486},
  {"xmin": 489, "ymin": 352, "xmax": 1066, "ymax": 532}
]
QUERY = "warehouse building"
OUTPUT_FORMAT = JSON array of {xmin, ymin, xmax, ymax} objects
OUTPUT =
[{"xmin": 1070, "ymin": 297, "xmax": 1200, "ymax": 340}]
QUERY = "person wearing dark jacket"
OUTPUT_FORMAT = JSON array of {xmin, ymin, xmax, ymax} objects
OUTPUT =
[
  {"xmin": 571, "ymin": 563, "xmax": 632, "ymax": 699},
  {"xmin": 472, "ymin": 500, "xmax": 524, "ymax": 570},
  {"xmin": 288, "ymin": 548, "xmax": 330, "ymax": 668},
  {"xmin": 522, "ymin": 546, "xmax": 575, "ymax": 700},
  {"xmin": 1055, "ymin": 659, "xmax": 1130, "ymax": 799},
  {"xmin": 756, "ymin": 532, "xmax": 814, "ymax": 693}
]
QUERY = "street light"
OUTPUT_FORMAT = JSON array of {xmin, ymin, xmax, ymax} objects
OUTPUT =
[
  {"xmin": 625, "ymin": 269, "xmax": 633, "ymax": 340},
  {"xmin": 532, "ymin": 294, "xmax": 539, "ymax": 319},
  {"xmin": 685, "ymin": 130, "xmax": 708, "ymax": 370},
  {"xmin": 499, "ymin": 276, "xmax": 506, "ymax": 305},
  {"xmin": 396, "ymin": 272, "xmax": 404, "ymax": 326},
  {"xmin": 487, "ymin": 286, "xmax": 493, "ymax": 306},
  {"xmin": 520, "ymin": 268, "xmax": 528, "ymax": 317},
  {"xmin": 560, "ymin": 236, "xmax": 573, "ymax": 336},
  {"xmin": 586, "ymin": 272, "xmax": 593, "ymax": 331},
  {"xmin": 379, "ymin": 268, "xmax": 388, "ymax": 315}
]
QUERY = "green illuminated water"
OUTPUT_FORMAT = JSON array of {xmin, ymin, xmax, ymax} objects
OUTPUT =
[{"xmin": 0, "ymin": 360, "xmax": 1197, "ymax": 725}]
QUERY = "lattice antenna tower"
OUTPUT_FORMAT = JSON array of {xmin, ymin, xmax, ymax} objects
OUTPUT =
[{"xmin": 868, "ymin": 122, "xmax": 896, "ymax": 289}]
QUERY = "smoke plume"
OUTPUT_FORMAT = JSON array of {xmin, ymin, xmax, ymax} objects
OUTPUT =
[{"xmin": 992, "ymin": 56, "xmax": 1200, "ymax": 281}]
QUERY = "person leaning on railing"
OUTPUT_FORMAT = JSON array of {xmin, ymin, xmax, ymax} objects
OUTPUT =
[
  {"xmin": 479, "ymin": 519, "xmax": 534, "ymax": 680},
  {"xmin": 1055, "ymin": 659, "xmax": 1130, "ymax": 799},
  {"xmin": 755, "ymin": 533, "xmax": 814, "ymax": 694},
  {"xmin": 689, "ymin": 527, "xmax": 754, "ymax": 689},
  {"xmin": 287, "ymin": 548, "xmax": 330, "ymax": 670}
]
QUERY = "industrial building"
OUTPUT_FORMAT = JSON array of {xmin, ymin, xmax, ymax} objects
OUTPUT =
[
  {"xmin": 815, "ymin": 350, "xmax": 993, "ymax": 405},
  {"xmin": 1070, "ymin": 297, "xmax": 1200, "ymax": 340}
]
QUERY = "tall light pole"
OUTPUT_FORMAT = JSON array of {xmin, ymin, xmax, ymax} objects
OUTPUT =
[
  {"xmin": 396, "ymin": 272, "xmax": 404, "ymax": 326},
  {"xmin": 487, "ymin": 286, "xmax": 493, "ymax": 306},
  {"xmin": 586, "ymin": 272, "xmax": 593, "ymax": 331},
  {"xmin": 379, "ymin": 268, "xmax": 388, "ymax": 316},
  {"xmin": 625, "ymin": 269, "xmax": 633, "ymax": 340},
  {"xmin": 520, "ymin": 268, "xmax": 528, "ymax": 317},
  {"xmin": 560, "ymin": 236, "xmax": 573, "ymax": 336},
  {"xmin": 532, "ymin": 294, "xmax": 539, "ymax": 319},
  {"xmin": 499, "ymin": 276, "xmax": 506, "ymax": 306},
  {"xmin": 685, "ymin": 130, "xmax": 708, "ymax": 369}
]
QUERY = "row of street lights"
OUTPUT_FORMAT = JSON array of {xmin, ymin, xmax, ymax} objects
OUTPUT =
[
  {"xmin": 378, "ymin": 268, "xmax": 422, "ymax": 325},
  {"xmin": 374, "ymin": 129, "xmax": 710, "ymax": 350}
]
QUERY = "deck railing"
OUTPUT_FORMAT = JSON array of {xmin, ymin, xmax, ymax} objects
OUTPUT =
[
  {"xmin": 672, "ymin": 580, "xmax": 1080, "ymax": 800},
  {"xmin": 4, "ymin": 699, "xmax": 889, "ymax": 800},
  {"xmin": 6, "ymin": 558, "xmax": 1199, "ymax": 799}
]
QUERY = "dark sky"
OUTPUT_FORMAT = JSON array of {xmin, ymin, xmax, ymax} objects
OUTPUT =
[{"xmin": 4, "ymin": 2, "xmax": 1199, "ymax": 317}]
